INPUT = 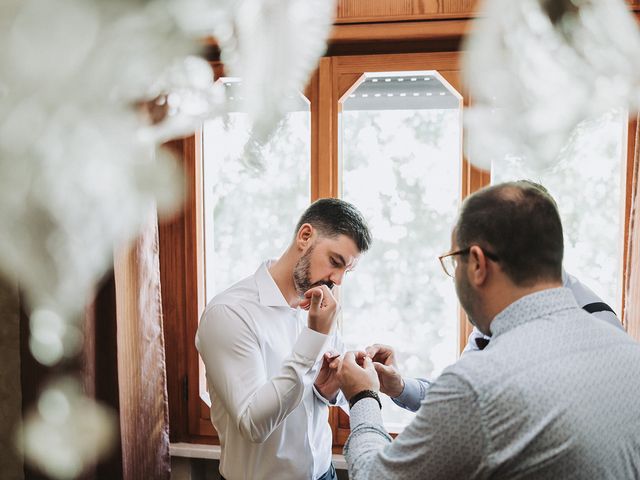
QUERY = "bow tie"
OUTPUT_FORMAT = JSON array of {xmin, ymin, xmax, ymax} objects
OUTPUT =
[{"xmin": 475, "ymin": 337, "xmax": 490, "ymax": 350}]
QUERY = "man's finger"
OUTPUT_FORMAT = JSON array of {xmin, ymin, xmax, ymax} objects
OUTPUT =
[
  {"xmin": 354, "ymin": 350, "xmax": 368, "ymax": 363},
  {"xmin": 373, "ymin": 362, "xmax": 392, "ymax": 375},
  {"xmin": 343, "ymin": 351, "xmax": 356, "ymax": 365},
  {"xmin": 362, "ymin": 356, "xmax": 374, "ymax": 370},
  {"xmin": 365, "ymin": 345, "xmax": 380, "ymax": 357},
  {"xmin": 309, "ymin": 289, "xmax": 323, "ymax": 309}
]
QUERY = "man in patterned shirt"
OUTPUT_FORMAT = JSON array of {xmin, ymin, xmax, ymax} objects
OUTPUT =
[{"xmin": 336, "ymin": 180, "xmax": 640, "ymax": 479}]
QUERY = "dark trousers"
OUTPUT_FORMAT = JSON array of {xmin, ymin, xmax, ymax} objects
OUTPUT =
[{"xmin": 221, "ymin": 463, "xmax": 337, "ymax": 480}]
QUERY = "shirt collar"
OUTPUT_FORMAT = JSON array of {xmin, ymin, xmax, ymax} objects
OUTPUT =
[
  {"xmin": 490, "ymin": 287, "xmax": 578, "ymax": 338},
  {"xmin": 255, "ymin": 260, "xmax": 293, "ymax": 308}
]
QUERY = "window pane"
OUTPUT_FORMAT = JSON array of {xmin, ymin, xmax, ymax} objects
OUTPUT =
[
  {"xmin": 491, "ymin": 109, "xmax": 626, "ymax": 313},
  {"xmin": 340, "ymin": 72, "xmax": 463, "ymax": 430},
  {"xmin": 202, "ymin": 79, "xmax": 311, "ymax": 302}
]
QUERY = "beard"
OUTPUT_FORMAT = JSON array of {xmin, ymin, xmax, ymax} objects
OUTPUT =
[
  {"xmin": 293, "ymin": 245, "xmax": 334, "ymax": 297},
  {"xmin": 455, "ymin": 270, "xmax": 481, "ymax": 330},
  {"xmin": 293, "ymin": 246, "xmax": 315, "ymax": 297}
]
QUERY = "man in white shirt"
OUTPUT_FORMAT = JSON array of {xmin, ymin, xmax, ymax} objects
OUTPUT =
[{"xmin": 196, "ymin": 198, "xmax": 371, "ymax": 480}]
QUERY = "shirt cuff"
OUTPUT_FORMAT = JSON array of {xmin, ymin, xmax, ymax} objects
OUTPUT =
[
  {"xmin": 293, "ymin": 327, "xmax": 328, "ymax": 361},
  {"xmin": 392, "ymin": 377, "xmax": 428, "ymax": 412},
  {"xmin": 313, "ymin": 384, "xmax": 343, "ymax": 406},
  {"xmin": 349, "ymin": 397, "xmax": 384, "ymax": 430}
]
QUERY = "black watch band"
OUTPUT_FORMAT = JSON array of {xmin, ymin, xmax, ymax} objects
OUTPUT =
[{"xmin": 349, "ymin": 389, "xmax": 382, "ymax": 410}]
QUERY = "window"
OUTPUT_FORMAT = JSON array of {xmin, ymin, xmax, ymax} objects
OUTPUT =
[
  {"xmin": 339, "ymin": 71, "xmax": 463, "ymax": 430},
  {"xmin": 159, "ymin": 51, "xmax": 636, "ymax": 449},
  {"xmin": 202, "ymin": 79, "xmax": 311, "ymax": 302},
  {"xmin": 492, "ymin": 109, "xmax": 628, "ymax": 313}
]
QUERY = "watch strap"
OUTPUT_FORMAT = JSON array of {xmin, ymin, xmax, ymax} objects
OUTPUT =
[{"xmin": 349, "ymin": 389, "xmax": 382, "ymax": 410}]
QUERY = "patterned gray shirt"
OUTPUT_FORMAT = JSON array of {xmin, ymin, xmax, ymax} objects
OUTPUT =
[{"xmin": 344, "ymin": 287, "xmax": 640, "ymax": 479}]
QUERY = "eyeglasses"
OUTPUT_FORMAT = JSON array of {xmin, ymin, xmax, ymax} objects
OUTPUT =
[{"xmin": 438, "ymin": 246, "xmax": 500, "ymax": 278}]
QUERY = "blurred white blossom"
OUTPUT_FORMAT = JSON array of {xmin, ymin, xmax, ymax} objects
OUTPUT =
[
  {"xmin": 463, "ymin": 0, "xmax": 640, "ymax": 170},
  {"xmin": 0, "ymin": 0, "xmax": 335, "ymax": 477},
  {"xmin": 212, "ymin": 0, "xmax": 336, "ymax": 141},
  {"xmin": 19, "ymin": 377, "xmax": 117, "ymax": 480}
]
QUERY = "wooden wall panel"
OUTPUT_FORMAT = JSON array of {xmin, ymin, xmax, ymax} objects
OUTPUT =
[
  {"xmin": 336, "ymin": 0, "xmax": 639, "ymax": 24},
  {"xmin": 624, "ymin": 115, "xmax": 640, "ymax": 341},
  {"xmin": 114, "ymin": 214, "xmax": 171, "ymax": 480},
  {"xmin": 0, "ymin": 279, "xmax": 23, "ymax": 479},
  {"xmin": 336, "ymin": 0, "xmax": 479, "ymax": 23},
  {"xmin": 158, "ymin": 140, "xmax": 189, "ymax": 443}
]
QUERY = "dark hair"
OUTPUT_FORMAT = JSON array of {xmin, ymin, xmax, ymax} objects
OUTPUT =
[
  {"xmin": 456, "ymin": 181, "xmax": 563, "ymax": 286},
  {"xmin": 295, "ymin": 198, "xmax": 372, "ymax": 253}
]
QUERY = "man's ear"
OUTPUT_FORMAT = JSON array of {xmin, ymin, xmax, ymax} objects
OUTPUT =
[
  {"xmin": 295, "ymin": 223, "xmax": 315, "ymax": 250},
  {"xmin": 467, "ymin": 245, "xmax": 488, "ymax": 287}
]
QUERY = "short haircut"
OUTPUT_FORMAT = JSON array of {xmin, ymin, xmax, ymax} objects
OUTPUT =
[
  {"xmin": 295, "ymin": 198, "xmax": 372, "ymax": 253},
  {"xmin": 456, "ymin": 181, "xmax": 563, "ymax": 286}
]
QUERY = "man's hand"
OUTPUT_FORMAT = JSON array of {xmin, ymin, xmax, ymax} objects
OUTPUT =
[
  {"xmin": 336, "ymin": 351, "xmax": 380, "ymax": 401},
  {"xmin": 300, "ymin": 285, "xmax": 338, "ymax": 335},
  {"xmin": 314, "ymin": 350, "xmax": 341, "ymax": 402},
  {"xmin": 365, "ymin": 344, "xmax": 405, "ymax": 398}
]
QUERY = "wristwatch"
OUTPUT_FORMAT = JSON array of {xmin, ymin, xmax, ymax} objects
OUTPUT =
[{"xmin": 348, "ymin": 389, "xmax": 382, "ymax": 410}]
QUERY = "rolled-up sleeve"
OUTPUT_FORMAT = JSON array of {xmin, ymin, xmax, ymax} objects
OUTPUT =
[{"xmin": 196, "ymin": 304, "xmax": 327, "ymax": 443}]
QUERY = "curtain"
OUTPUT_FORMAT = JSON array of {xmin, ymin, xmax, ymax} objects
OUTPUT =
[
  {"xmin": 114, "ymin": 211, "xmax": 171, "ymax": 480},
  {"xmin": 624, "ymin": 113, "xmax": 640, "ymax": 341}
]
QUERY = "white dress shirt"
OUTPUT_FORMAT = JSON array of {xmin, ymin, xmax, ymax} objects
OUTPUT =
[{"xmin": 195, "ymin": 261, "xmax": 337, "ymax": 480}]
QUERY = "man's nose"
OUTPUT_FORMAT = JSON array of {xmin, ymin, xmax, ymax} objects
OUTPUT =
[{"xmin": 330, "ymin": 269, "xmax": 345, "ymax": 286}]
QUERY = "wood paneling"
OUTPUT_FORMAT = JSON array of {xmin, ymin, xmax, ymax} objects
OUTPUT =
[
  {"xmin": 336, "ymin": 0, "xmax": 479, "ymax": 23},
  {"xmin": 624, "ymin": 115, "xmax": 640, "ymax": 340},
  {"xmin": 114, "ymin": 214, "xmax": 171, "ymax": 480},
  {"xmin": 335, "ymin": 0, "xmax": 640, "ymax": 24},
  {"xmin": 88, "ymin": 274, "xmax": 125, "ymax": 480},
  {"xmin": 315, "ymin": 58, "xmax": 339, "ymax": 200},
  {"xmin": 159, "ymin": 140, "xmax": 189, "ymax": 443},
  {"xmin": 622, "ymin": 114, "xmax": 638, "ymax": 326},
  {"xmin": 0, "ymin": 279, "xmax": 23, "ymax": 479}
]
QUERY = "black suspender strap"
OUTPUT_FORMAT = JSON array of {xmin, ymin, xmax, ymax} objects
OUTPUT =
[{"xmin": 582, "ymin": 302, "xmax": 616, "ymax": 316}]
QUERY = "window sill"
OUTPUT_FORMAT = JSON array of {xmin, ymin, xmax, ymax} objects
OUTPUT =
[{"xmin": 169, "ymin": 443, "xmax": 348, "ymax": 470}]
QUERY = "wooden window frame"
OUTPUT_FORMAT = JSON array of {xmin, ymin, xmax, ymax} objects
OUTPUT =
[
  {"xmin": 160, "ymin": 8, "xmax": 640, "ymax": 446},
  {"xmin": 160, "ymin": 49, "xmax": 489, "ymax": 445}
]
